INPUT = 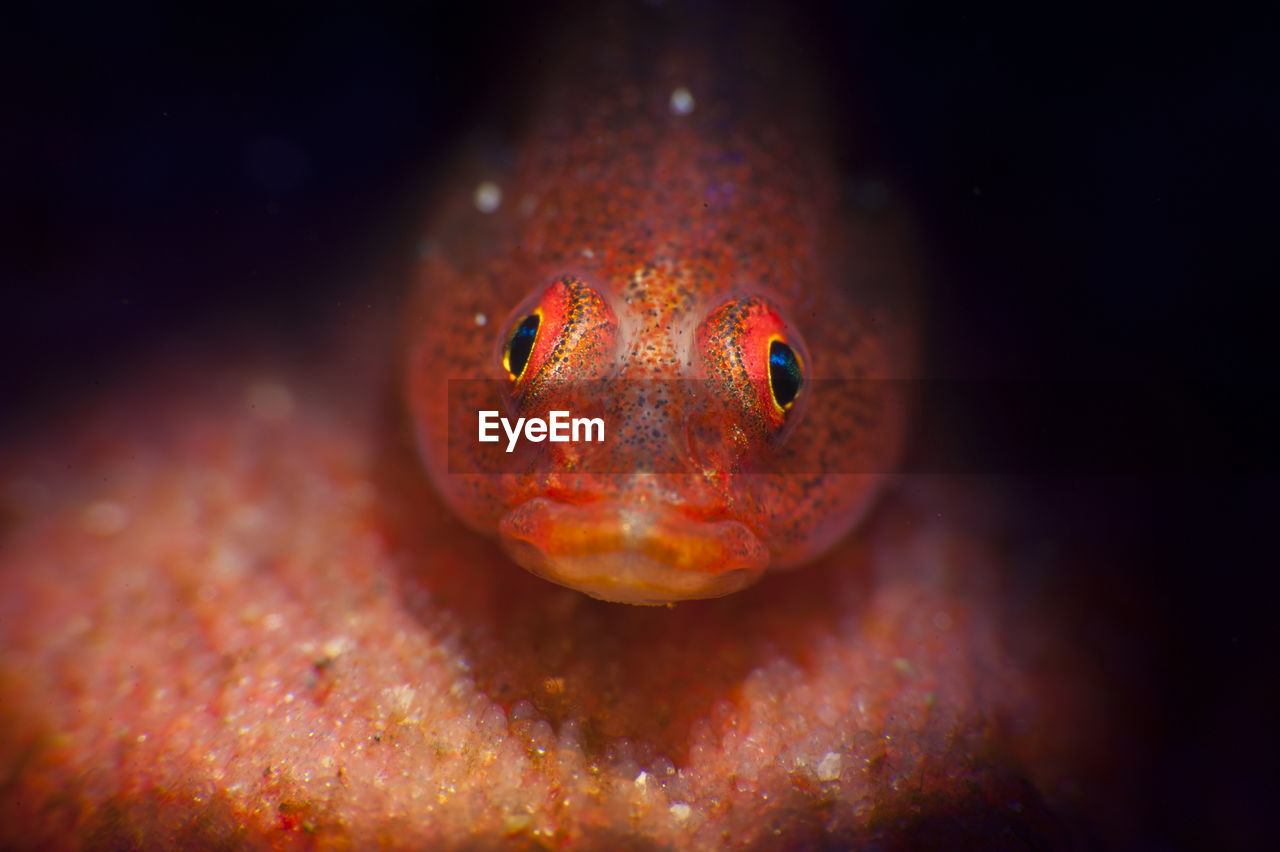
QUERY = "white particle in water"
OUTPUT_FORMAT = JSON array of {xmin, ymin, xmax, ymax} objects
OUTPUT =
[
  {"xmin": 669, "ymin": 87, "xmax": 695, "ymax": 115},
  {"xmin": 474, "ymin": 181, "xmax": 502, "ymax": 213}
]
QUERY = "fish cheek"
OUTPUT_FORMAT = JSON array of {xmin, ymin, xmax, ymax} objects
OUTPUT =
[{"xmin": 405, "ymin": 262, "xmax": 516, "ymax": 531}]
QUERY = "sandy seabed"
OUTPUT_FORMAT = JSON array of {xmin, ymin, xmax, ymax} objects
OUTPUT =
[{"xmin": 0, "ymin": 321, "xmax": 1134, "ymax": 850}]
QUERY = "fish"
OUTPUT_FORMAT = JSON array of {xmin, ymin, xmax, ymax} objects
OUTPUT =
[{"xmin": 406, "ymin": 1, "xmax": 918, "ymax": 603}]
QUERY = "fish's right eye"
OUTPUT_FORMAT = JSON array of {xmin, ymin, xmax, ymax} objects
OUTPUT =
[{"xmin": 496, "ymin": 277, "xmax": 621, "ymax": 409}]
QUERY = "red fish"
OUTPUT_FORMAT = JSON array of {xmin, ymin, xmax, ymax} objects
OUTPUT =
[{"xmin": 407, "ymin": 4, "xmax": 917, "ymax": 603}]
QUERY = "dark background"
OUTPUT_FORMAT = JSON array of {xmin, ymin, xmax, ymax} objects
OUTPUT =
[{"xmin": 3, "ymin": 1, "xmax": 1274, "ymax": 848}]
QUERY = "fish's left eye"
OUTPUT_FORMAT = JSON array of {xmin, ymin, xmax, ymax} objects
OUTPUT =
[
  {"xmin": 695, "ymin": 295, "xmax": 809, "ymax": 441},
  {"xmin": 768, "ymin": 339, "xmax": 803, "ymax": 411}
]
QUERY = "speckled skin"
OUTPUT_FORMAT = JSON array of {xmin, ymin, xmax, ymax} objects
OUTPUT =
[{"xmin": 407, "ymin": 6, "xmax": 916, "ymax": 602}]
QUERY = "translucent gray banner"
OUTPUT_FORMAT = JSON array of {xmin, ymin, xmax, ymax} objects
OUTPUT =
[{"xmin": 441, "ymin": 379, "xmax": 1272, "ymax": 474}]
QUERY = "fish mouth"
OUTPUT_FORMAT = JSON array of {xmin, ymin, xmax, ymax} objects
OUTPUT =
[{"xmin": 498, "ymin": 498, "xmax": 770, "ymax": 604}]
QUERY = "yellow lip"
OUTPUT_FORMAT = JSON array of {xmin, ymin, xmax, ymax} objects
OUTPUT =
[{"xmin": 498, "ymin": 498, "xmax": 770, "ymax": 604}]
